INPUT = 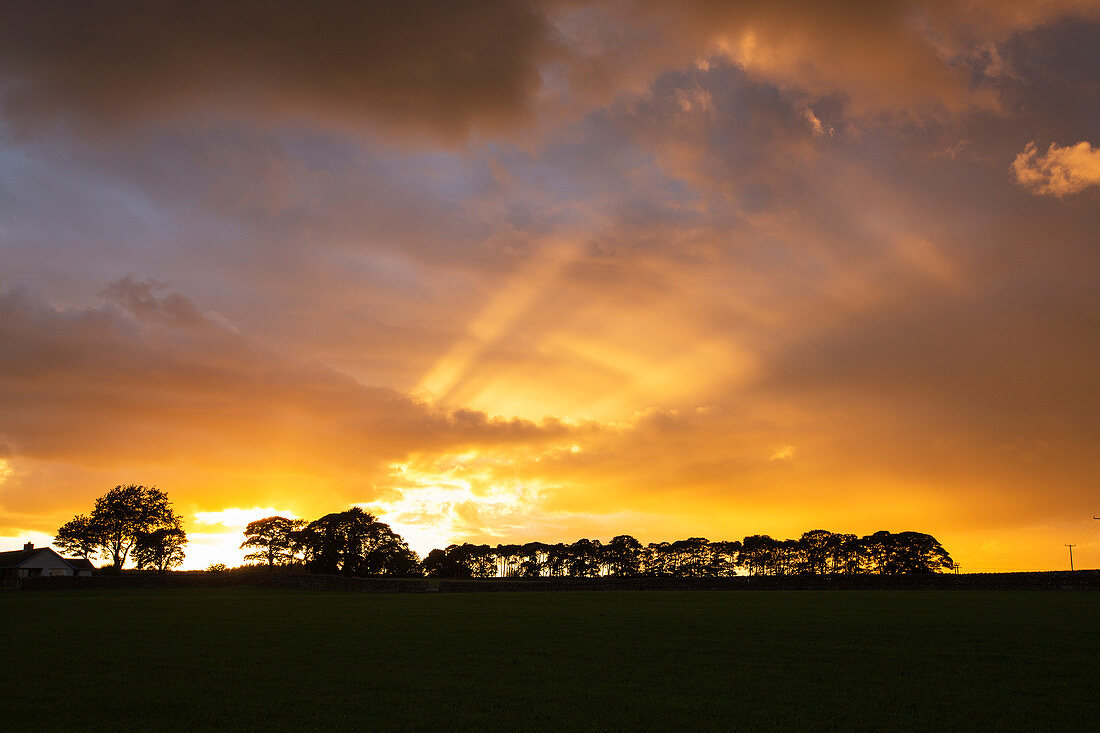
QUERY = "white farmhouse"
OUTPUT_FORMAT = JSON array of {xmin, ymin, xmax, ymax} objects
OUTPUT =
[{"xmin": 0, "ymin": 542, "xmax": 95, "ymax": 580}]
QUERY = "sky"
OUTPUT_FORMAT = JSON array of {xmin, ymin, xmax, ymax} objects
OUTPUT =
[{"xmin": 1, "ymin": 0, "xmax": 1099, "ymax": 571}]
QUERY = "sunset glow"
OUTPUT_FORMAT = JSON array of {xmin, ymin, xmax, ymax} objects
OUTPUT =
[{"xmin": 2, "ymin": 1, "xmax": 1099, "ymax": 571}]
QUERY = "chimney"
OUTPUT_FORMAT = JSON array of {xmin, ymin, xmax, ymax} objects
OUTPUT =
[{"xmin": 23, "ymin": 541, "xmax": 34, "ymax": 551}]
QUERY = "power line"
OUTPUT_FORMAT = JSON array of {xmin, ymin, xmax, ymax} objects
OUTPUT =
[
  {"xmin": 1075, "ymin": 523, "xmax": 1100, "ymax": 546},
  {"xmin": 1068, "ymin": 516, "xmax": 1100, "ymax": 545}
]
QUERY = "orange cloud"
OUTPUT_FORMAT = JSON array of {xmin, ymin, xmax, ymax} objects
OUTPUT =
[
  {"xmin": 0, "ymin": 283, "xmax": 580, "ymax": 487},
  {"xmin": 1013, "ymin": 141, "xmax": 1100, "ymax": 196},
  {"xmin": 556, "ymin": 0, "xmax": 1100, "ymax": 122}
]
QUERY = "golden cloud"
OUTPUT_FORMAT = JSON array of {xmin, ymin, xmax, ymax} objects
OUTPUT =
[
  {"xmin": 1013, "ymin": 141, "xmax": 1100, "ymax": 196},
  {"xmin": 0, "ymin": 282, "xmax": 581, "ymax": 485}
]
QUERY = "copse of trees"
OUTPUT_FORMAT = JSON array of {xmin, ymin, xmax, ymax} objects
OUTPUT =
[
  {"xmin": 132, "ymin": 526, "xmax": 188, "ymax": 572},
  {"xmin": 240, "ymin": 507, "xmax": 422, "ymax": 577},
  {"xmin": 54, "ymin": 485, "xmax": 186, "ymax": 571},
  {"xmin": 423, "ymin": 530, "xmax": 953, "ymax": 579},
  {"xmin": 240, "ymin": 516, "xmax": 305, "ymax": 566}
]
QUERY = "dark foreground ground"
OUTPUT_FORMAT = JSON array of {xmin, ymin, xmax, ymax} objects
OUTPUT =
[{"xmin": 2, "ymin": 589, "xmax": 1096, "ymax": 731}]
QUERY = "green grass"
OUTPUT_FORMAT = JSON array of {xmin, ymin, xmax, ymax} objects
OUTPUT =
[{"xmin": 2, "ymin": 589, "xmax": 1097, "ymax": 731}]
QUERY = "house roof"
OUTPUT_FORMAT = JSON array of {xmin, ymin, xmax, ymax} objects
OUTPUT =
[
  {"xmin": 65, "ymin": 557, "xmax": 96, "ymax": 571},
  {"xmin": 0, "ymin": 547, "xmax": 52, "ymax": 569},
  {"xmin": 0, "ymin": 546, "xmax": 95, "ymax": 570}
]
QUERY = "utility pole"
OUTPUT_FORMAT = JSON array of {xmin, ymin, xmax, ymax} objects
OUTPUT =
[{"xmin": 1066, "ymin": 544, "xmax": 1076, "ymax": 571}]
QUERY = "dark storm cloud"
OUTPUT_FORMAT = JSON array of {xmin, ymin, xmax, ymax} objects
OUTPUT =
[
  {"xmin": 0, "ymin": 0, "xmax": 550, "ymax": 141},
  {"xmin": 5, "ymin": 0, "xmax": 1098, "ymax": 145}
]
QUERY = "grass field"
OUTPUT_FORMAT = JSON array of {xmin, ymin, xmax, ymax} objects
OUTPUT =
[{"xmin": 2, "ymin": 589, "xmax": 1097, "ymax": 731}]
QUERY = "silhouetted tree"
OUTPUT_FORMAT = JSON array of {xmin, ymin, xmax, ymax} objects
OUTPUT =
[
  {"xmin": 643, "ymin": 542, "xmax": 673, "ymax": 576},
  {"xmin": 517, "ymin": 542, "xmax": 548, "ymax": 577},
  {"xmin": 295, "ymin": 507, "xmax": 420, "ymax": 576},
  {"xmin": 372, "ymin": 544, "xmax": 423, "ymax": 576},
  {"xmin": 545, "ymin": 543, "xmax": 569, "ymax": 577},
  {"xmin": 828, "ymin": 533, "xmax": 863, "ymax": 574},
  {"xmin": 862, "ymin": 530, "xmax": 953, "ymax": 574},
  {"xmin": 133, "ymin": 525, "xmax": 188, "ymax": 572},
  {"xmin": 423, "ymin": 544, "xmax": 495, "ymax": 578},
  {"xmin": 54, "ymin": 514, "xmax": 101, "ymax": 561},
  {"xmin": 294, "ymin": 518, "xmax": 337, "ymax": 574},
  {"xmin": 898, "ymin": 531, "xmax": 953, "ymax": 573},
  {"xmin": 566, "ymin": 538, "xmax": 603, "ymax": 577},
  {"xmin": 672, "ymin": 537, "xmax": 716, "ymax": 577},
  {"xmin": 495, "ymin": 543, "xmax": 524, "ymax": 578},
  {"xmin": 797, "ymin": 530, "xmax": 833, "ymax": 575},
  {"xmin": 423, "ymin": 549, "xmax": 452, "ymax": 577},
  {"xmin": 55, "ymin": 485, "xmax": 181, "ymax": 570},
  {"xmin": 604, "ymin": 535, "xmax": 643, "ymax": 577},
  {"xmin": 739, "ymin": 535, "xmax": 777, "ymax": 575},
  {"xmin": 775, "ymin": 539, "xmax": 803, "ymax": 575},
  {"xmin": 357, "ymin": 524, "xmax": 422, "ymax": 576},
  {"xmin": 710, "ymin": 540, "xmax": 742, "ymax": 576},
  {"xmin": 241, "ymin": 516, "xmax": 306, "ymax": 566}
]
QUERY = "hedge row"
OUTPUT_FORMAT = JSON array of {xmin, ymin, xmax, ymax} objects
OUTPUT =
[{"xmin": 15, "ymin": 568, "xmax": 1100, "ymax": 592}]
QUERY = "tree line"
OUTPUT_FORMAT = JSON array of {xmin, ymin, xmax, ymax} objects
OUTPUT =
[
  {"xmin": 421, "ymin": 530, "xmax": 955, "ymax": 578},
  {"xmin": 243, "ymin": 515, "xmax": 954, "ymax": 577},
  {"xmin": 55, "ymin": 486, "xmax": 955, "ymax": 577}
]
